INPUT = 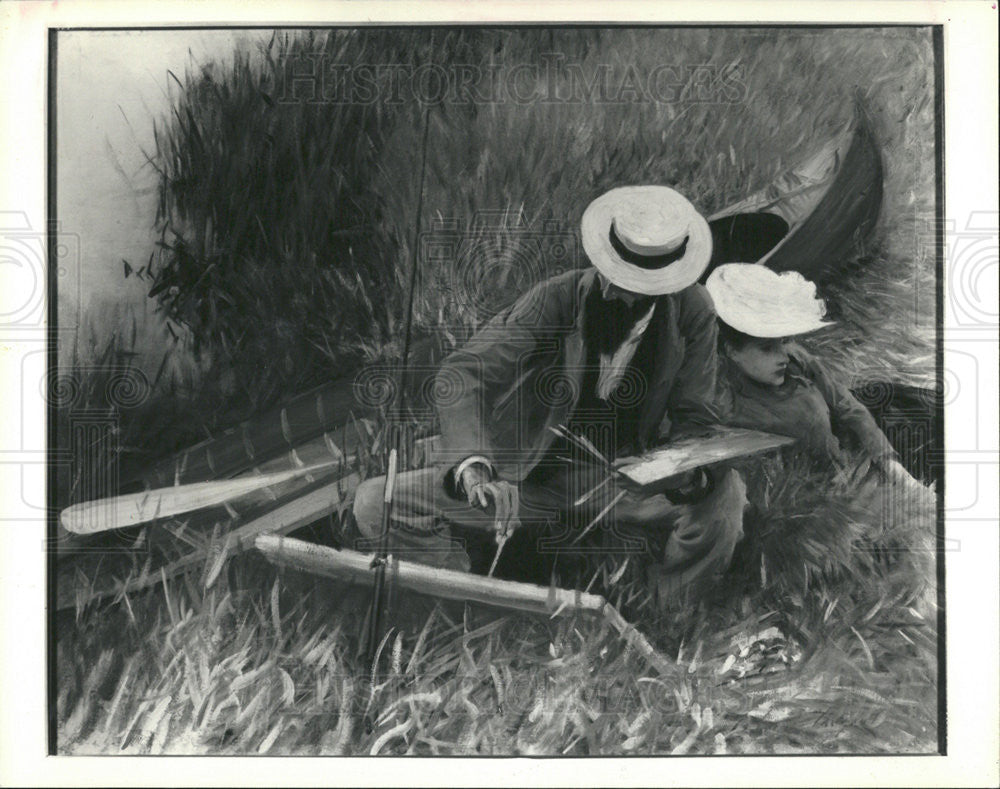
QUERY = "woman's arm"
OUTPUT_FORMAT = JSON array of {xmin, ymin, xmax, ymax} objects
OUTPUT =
[
  {"xmin": 788, "ymin": 344, "xmax": 897, "ymax": 460},
  {"xmin": 789, "ymin": 344, "xmax": 923, "ymax": 487}
]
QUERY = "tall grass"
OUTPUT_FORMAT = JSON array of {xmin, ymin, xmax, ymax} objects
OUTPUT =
[
  {"xmin": 141, "ymin": 27, "xmax": 936, "ymax": 411},
  {"xmin": 143, "ymin": 30, "xmax": 507, "ymax": 410}
]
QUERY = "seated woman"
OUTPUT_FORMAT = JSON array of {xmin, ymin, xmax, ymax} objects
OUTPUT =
[{"xmin": 704, "ymin": 263, "xmax": 920, "ymax": 489}]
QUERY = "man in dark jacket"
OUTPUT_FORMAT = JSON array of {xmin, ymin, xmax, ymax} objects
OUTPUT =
[{"xmin": 354, "ymin": 186, "xmax": 745, "ymax": 602}]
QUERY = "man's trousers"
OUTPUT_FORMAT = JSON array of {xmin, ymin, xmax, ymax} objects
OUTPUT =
[{"xmin": 352, "ymin": 462, "xmax": 746, "ymax": 604}]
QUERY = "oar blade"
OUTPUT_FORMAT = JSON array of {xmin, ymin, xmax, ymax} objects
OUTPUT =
[{"xmin": 59, "ymin": 461, "xmax": 341, "ymax": 534}]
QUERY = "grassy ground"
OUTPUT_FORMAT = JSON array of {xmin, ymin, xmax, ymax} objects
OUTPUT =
[
  {"xmin": 55, "ymin": 455, "xmax": 938, "ymax": 755},
  {"xmin": 54, "ymin": 27, "xmax": 940, "ymax": 755}
]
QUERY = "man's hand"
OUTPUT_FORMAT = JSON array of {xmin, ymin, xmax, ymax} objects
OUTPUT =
[
  {"xmin": 460, "ymin": 463, "xmax": 521, "ymax": 538},
  {"xmin": 460, "ymin": 463, "xmax": 494, "ymax": 507}
]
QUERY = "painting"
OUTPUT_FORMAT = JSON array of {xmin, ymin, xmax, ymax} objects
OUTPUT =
[{"xmin": 1, "ymin": 4, "xmax": 996, "ymax": 784}]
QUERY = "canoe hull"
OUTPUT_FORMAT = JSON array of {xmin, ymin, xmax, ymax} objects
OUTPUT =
[{"xmin": 705, "ymin": 95, "xmax": 883, "ymax": 282}]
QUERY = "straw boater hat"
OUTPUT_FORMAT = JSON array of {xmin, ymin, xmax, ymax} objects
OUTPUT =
[
  {"xmin": 581, "ymin": 186, "xmax": 713, "ymax": 296},
  {"xmin": 705, "ymin": 263, "xmax": 834, "ymax": 338}
]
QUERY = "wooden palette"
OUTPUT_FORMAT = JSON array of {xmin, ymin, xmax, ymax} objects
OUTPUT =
[{"xmin": 616, "ymin": 427, "xmax": 796, "ymax": 490}]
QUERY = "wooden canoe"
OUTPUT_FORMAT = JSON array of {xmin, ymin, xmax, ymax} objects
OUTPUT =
[
  {"xmin": 704, "ymin": 94, "xmax": 883, "ymax": 282},
  {"xmin": 115, "ymin": 335, "xmax": 451, "ymax": 493}
]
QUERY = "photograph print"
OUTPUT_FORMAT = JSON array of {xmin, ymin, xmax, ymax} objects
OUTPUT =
[{"xmin": 47, "ymin": 23, "xmax": 944, "ymax": 757}]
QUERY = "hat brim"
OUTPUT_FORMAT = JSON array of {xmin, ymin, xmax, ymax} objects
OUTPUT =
[
  {"xmin": 581, "ymin": 186, "xmax": 712, "ymax": 296},
  {"xmin": 717, "ymin": 312, "xmax": 834, "ymax": 338}
]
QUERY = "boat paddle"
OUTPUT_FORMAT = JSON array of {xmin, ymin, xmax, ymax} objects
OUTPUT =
[{"xmin": 59, "ymin": 460, "xmax": 344, "ymax": 534}]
